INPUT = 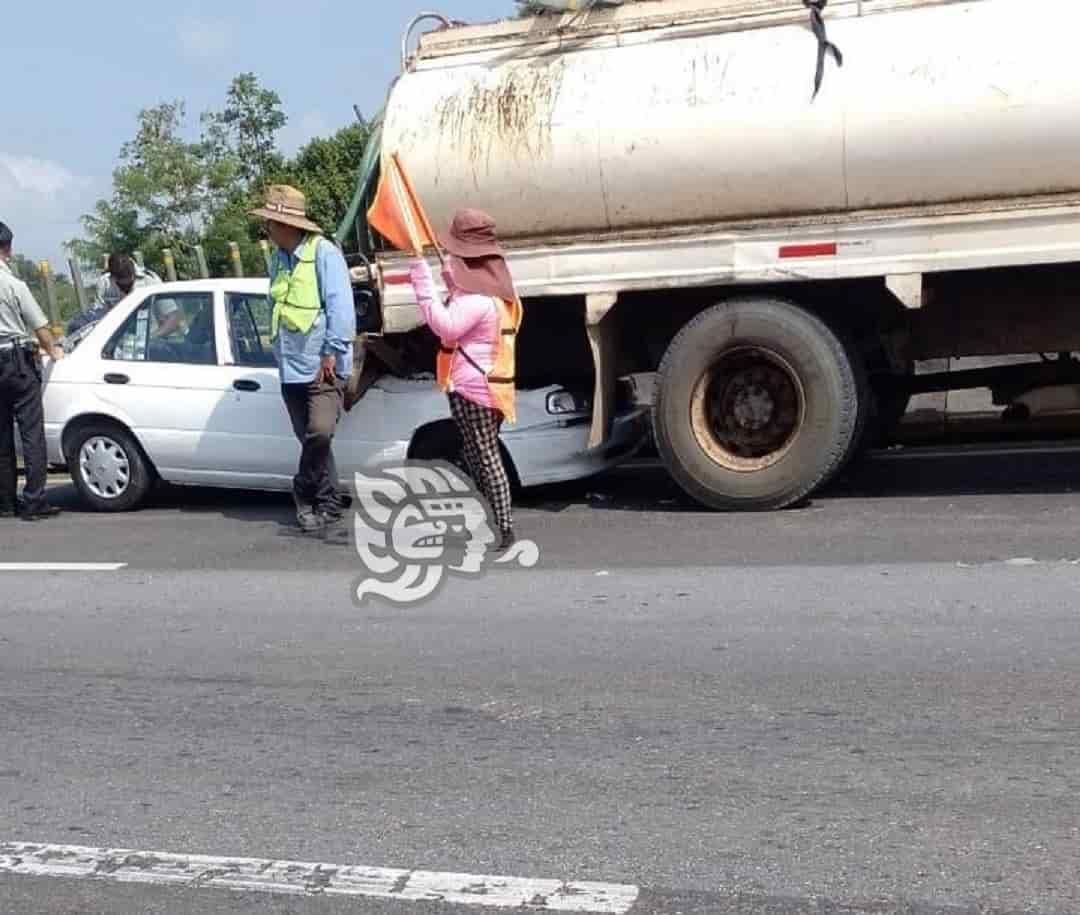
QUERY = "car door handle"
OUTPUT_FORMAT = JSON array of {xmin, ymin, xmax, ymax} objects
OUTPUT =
[
  {"xmin": 103, "ymin": 373, "xmax": 129, "ymax": 385},
  {"xmin": 233, "ymin": 379, "xmax": 261, "ymax": 392}
]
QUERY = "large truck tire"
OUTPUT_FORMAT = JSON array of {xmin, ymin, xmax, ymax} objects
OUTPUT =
[
  {"xmin": 836, "ymin": 332, "xmax": 873, "ymax": 473},
  {"xmin": 845, "ymin": 370, "xmax": 914, "ymax": 465},
  {"xmin": 653, "ymin": 298, "xmax": 859, "ymax": 511}
]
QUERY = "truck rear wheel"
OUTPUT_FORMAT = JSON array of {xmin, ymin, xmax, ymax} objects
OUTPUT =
[{"xmin": 653, "ymin": 298, "xmax": 858, "ymax": 510}]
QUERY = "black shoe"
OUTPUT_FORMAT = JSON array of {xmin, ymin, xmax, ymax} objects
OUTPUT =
[
  {"xmin": 495, "ymin": 528, "xmax": 515, "ymax": 552},
  {"xmin": 1, "ymin": 497, "xmax": 26, "ymax": 518},
  {"xmin": 21, "ymin": 504, "xmax": 61, "ymax": 522}
]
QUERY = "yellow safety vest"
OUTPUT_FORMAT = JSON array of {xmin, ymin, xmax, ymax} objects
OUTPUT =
[{"xmin": 271, "ymin": 234, "xmax": 322, "ymax": 338}]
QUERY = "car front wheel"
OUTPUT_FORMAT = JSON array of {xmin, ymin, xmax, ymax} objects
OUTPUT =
[{"xmin": 68, "ymin": 423, "xmax": 154, "ymax": 512}]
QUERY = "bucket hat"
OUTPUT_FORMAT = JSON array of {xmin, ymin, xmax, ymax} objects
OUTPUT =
[
  {"xmin": 249, "ymin": 185, "xmax": 323, "ymax": 234},
  {"xmin": 440, "ymin": 209, "xmax": 504, "ymax": 259},
  {"xmin": 439, "ymin": 209, "xmax": 517, "ymax": 303}
]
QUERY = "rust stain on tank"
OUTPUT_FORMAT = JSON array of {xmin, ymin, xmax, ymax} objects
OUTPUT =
[{"xmin": 435, "ymin": 60, "xmax": 566, "ymax": 174}]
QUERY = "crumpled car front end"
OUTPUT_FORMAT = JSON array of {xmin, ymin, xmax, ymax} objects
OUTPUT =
[{"xmin": 502, "ymin": 377, "xmax": 651, "ymax": 487}]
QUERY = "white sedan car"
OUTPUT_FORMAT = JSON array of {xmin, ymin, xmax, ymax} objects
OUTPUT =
[{"xmin": 41, "ymin": 279, "xmax": 649, "ymax": 511}]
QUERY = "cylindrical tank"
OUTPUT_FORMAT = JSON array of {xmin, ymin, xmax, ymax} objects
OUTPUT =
[{"xmin": 381, "ymin": 0, "xmax": 1080, "ymax": 243}]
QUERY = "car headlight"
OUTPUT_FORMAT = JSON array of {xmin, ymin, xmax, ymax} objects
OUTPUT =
[{"xmin": 546, "ymin": 390, "xmax": 590, "ymax": 415}]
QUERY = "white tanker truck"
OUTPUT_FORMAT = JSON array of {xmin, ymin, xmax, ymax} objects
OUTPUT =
[{"xmin": 339, "ymin": 0, "xmax": 1080, "ymax": 510}]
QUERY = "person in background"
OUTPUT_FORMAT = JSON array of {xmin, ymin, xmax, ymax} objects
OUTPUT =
[
  {"xmin": 0, "ymin": 220, "xmax": 64, "ymax": 521},
  {"xmin": 407, "ymin": 209, "xmax": 522, "ymax": 552},
  {"xmin": 249, "ymin": 185, "xmax": 356, "ymax": 534},
  {"xmin": 149, "ymin": 297, "xmax": 183, "ymax": 339},
  {"xmin": 66, "ymin": 253, "xmax": 166, "ymax": 337},
  {"xmin": 94, "ymin": 253, "xmax": 162, "ymax": 311}
]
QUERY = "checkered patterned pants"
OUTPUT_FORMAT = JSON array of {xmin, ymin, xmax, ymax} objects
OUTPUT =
[{"xmin": 448, "ymin": 392, "xmax": 513, "ymax": 534}]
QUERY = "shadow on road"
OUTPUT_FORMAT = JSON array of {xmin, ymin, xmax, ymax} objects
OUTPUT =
[
  {"xmin": 44, "ymin": 442, "xmax": 1080, "ymax": 520},
  {"xmin": 519, "ymin": 442, "xmax": 1080, "ymax": 514},
  {"xmin": 828, "ymin": 446, "xmax": 1080, "ymax": 500}
]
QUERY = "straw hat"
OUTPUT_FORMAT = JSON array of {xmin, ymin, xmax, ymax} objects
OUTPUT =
[{"xmin": 249, "ymin": 185, "xmax": 322, "ymax": 234}]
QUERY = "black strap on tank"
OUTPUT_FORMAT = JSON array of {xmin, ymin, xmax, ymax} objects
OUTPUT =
[{"xmin": 804, "ymin": 0, "xmax": 843, "ymax": 99}]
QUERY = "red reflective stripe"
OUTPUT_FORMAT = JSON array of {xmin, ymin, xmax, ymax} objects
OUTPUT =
[
  {"xmin": 778, "ymin": 242, "xmax": 838, "ymax": 259},
  {"xmin": 383, "ymin": 273, "xmax": 412, "ymax": 285}
]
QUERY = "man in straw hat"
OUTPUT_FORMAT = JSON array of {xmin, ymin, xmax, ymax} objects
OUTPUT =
[{"xmin": 250, "ymin": 185, "xmax": 356, "ymax": 534}]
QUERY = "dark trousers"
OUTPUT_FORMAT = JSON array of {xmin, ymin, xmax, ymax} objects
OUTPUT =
[
  {"xmin": 281, "ymin": 376, "xmax": 344, "ymax": 514},
  {"xmin": 0, "ymin": 348, "xmax": 49, "ymax": 514}
]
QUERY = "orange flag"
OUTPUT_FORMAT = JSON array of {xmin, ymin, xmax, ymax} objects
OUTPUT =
[{"xmin": 367, "ymin": 152, "xmax": 441, "ymax": 260}]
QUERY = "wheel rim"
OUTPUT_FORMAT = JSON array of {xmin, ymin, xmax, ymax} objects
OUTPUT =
[
  {"xmin": 79, "ymin": 436, "xmax": 131, "ymax": 500},
  {"xmin": 690, "ymin": 346, "xmax": 806, "ymax": 473}
]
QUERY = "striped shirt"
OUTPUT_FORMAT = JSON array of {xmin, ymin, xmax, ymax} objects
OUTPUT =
[{"xmin": 93, "ymin": 266, "xmax": 162, "ymax": 310}]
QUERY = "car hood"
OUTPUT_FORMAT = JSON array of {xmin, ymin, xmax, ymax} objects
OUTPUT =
[{"xmin": 376, "ymin": 377, "xmax": 590, "ymax": 430}]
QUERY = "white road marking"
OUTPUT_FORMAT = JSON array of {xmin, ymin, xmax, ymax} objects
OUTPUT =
[
  {"xmin": 0, "ymin": 563, "xmax": 127, "ymax": 573},
  {"xmin": 0, "ymin": 843, "xmax": 640, "ymax": 913}
]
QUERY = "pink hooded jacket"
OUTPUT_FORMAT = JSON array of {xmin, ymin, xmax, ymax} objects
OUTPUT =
[{"xmin": 409, "ymin": 258, "xmax": 499, "ymax": 410}]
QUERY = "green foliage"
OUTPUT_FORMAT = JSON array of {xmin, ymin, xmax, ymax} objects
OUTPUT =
[
  {"xmin": 68, "ymin": 200, "xmax": 143, "ymax": 270},
  {"xmin": 69, "ymin": 97, "xmax": 236, "ymax": 278},
  {"xmin": 202, "ymin": 73, "xmax": 287, "ymax": 187},
  {"xmin": 200, "ymin": 120, "xmax": 373, "ymax": 276},
  {"xmin": 114, "ymin": 101, "xmax": 223, "ymax": 238},
  {"xmin": 68, "ymin": 73, "xmax": 372, "ymax": 281},
  {"xmin": 275, "ymin": 123, "xmax": 373, "ymax": 234},
  {"xmin": 8, "ymin": 256, "xmax": 86, "ymax": 322}
]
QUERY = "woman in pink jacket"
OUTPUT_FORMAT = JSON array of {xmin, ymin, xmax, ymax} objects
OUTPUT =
[{"xmin": 408, "ymin": 209, "xmax": 519, "ymax": 550}]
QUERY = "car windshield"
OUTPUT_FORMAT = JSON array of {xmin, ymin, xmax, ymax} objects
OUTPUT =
[{"xmin": 61, "ymin": 319, "xmax": 101, "ymax": 353}]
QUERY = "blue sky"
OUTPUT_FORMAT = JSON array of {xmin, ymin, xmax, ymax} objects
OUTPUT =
[{"xmin": 0, "ymin": 0, "xmax": 513, "ymax": 268}]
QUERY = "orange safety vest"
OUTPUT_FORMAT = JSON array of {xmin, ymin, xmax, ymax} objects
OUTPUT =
[{"xmin": 437, "ymin": 295, "xmax": 523, "ymax": 424}]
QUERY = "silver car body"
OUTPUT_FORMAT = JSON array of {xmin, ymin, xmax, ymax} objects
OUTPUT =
[{"xmin": 39, "ymin": 279, "xmax": 647, "ymax": 496}]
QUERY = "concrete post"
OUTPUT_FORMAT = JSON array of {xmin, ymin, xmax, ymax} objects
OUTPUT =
[
  {"xmin": 194, "ymin": 246, "xmax": 210, "ymax": 279},
  {"xmin": 68, "ymin": 259, "xmax": 89, "ymax": 312},
  {"xmin": 162, "ymin": 249, "xmax": 178, "ymax": 282},
  {"xmin": 259, "ymin": 240, "xmax": 273, "ymax": 276},
  {"xmin": 228, "ymin": 242, "xmax": 244, "ymax": 278},
  {"xmin": 38, "ymin": 261, "xmax": 62, "ymax": 331},
  {"xmin": 133, "ymin": 250, "xmax": 145, "ymax": 269}
]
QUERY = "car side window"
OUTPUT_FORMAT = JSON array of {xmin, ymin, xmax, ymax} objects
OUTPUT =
[
  {"xmin": 227, "ymin": 293, "xmax": 277, "ymax": 368},
  {"xmin": 103, "ymin": 293, "xmax": 217, "ymax": 365}
]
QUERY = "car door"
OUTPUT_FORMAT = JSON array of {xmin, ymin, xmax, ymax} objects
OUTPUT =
[
  {"xmin": 95, "ymin": 290, "xmax": 241, "ymax": 484},
  {"xmin": 217, "ymin": 289, "xmax": 390, "ymax": 489},
  {"xmin": 209, "ymin": 290, "xmax": 297, "ymax": 485}
]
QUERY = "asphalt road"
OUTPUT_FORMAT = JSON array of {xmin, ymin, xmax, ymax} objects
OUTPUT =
[{"xmin": 1, "ymin": 445, "xmax": 1079, "ymax": 914}]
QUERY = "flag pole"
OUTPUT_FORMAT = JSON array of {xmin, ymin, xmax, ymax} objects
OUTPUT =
[{"xmin": 392, "ymin": 152, "xmax": 446, "ymax": 270}]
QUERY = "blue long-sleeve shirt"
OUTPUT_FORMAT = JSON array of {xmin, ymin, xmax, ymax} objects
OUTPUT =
[{"xmin": 270, "ymin": 236, "xmax": 355, "ymax": 384}]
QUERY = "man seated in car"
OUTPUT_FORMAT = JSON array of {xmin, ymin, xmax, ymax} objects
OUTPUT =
[{"xmin": 150, "ymin": 297, "xmax": 183, "ymax": 339}]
